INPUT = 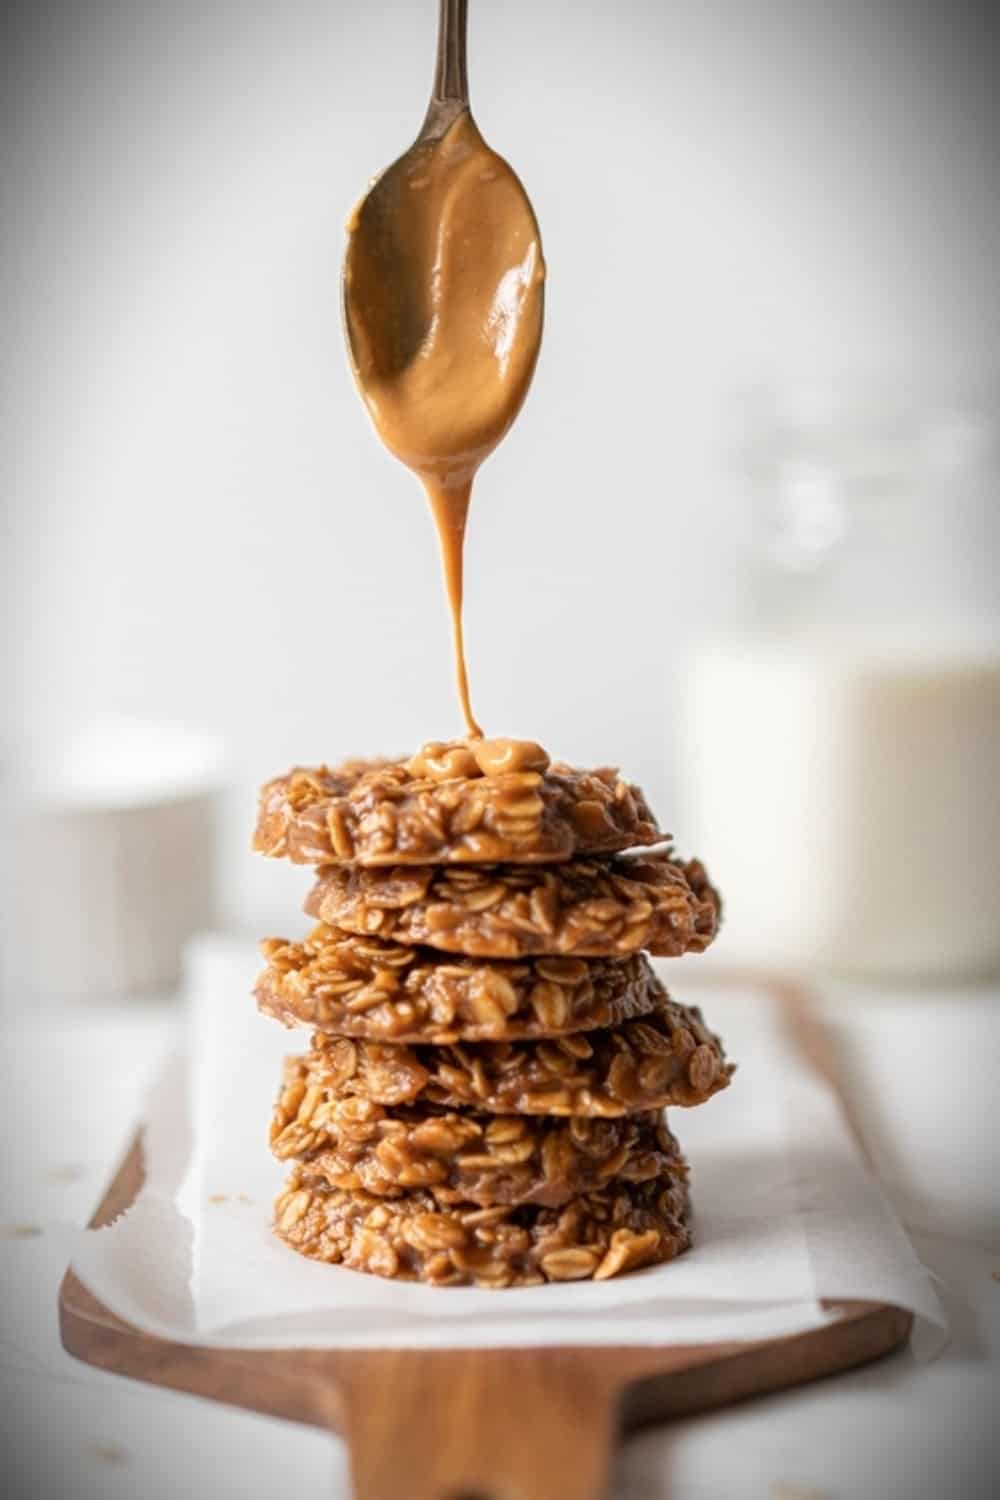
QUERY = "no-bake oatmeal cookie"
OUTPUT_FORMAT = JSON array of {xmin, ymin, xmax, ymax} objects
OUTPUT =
[
  {"xmin": 304, "ymin": 849, "xmax": 719, "ymax": 959},
  {"xmin": 274, "ymin": 1165, "xmax": 691, "ymax": 1286},
  {"xmin": 253, "ymin": 742, "xmax": 660, "ymax": 867},
  {"xmin": 271, "ymin": 1065, "xmax": 681, "ymax": 1207},
  {"xmin": 294, "ymin": 996, "xmax": 731, "ymax": 1117},
  {"xmin": 255, "ymin": 925, "xmax": 666, "ymax": 1042}
]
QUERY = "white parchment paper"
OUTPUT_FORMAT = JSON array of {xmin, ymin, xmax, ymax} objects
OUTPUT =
[{"xmin": 71, "ymin": 936, "xmax": 946, "ymax": 1356}]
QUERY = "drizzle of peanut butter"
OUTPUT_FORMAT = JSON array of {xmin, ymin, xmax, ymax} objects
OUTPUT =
[
  {"xmin": 343, "ymin": 111, "xmax": 545, "ymax": 737},
  {"xmin": 470, "ymin": 737, "xmax": 550, "ymax": 776},
  {"xmin": 407, "ymin": 737, "xmax": 550, "ymax": 781}
]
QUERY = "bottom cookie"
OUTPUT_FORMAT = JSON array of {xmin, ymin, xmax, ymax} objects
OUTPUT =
[{"xmin": 274, "ymin": 1166, "xmax": 691, "ymax": 1287}]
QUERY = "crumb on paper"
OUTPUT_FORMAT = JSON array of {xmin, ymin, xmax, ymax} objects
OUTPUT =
[
  {"xmin": 772, "ymin": 1485, "xmax": 830, "ymax": 1500},
  {"xmin": 208, "ymin": 1194, "xmax": 228, "ymax": 1204},
  {"xmin": 238, "ymin": 1193, "xmax": 253, "ymax": 1204},
  {"xmin": 1, "ymin": 1225, "xmax": 43, "ymax": 1240},
  {"xmin": 84, "ymin": 1443, "xmax": 129, "ymax": 1465}
]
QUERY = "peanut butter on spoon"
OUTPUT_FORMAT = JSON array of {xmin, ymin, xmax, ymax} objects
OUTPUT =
[{"xmin": 342, "ymin": 3, "xmax": 545, "ymax": 739}]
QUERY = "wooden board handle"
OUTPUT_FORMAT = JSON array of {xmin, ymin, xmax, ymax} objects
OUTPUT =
[{"xmin": 338, "ymin": 1348, "xmax": 619, "ymax": 1500}]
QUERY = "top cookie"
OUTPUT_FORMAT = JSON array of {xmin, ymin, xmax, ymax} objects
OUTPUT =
[{"xmin": 253, "ymin": 739, "xmax": 661, "ymax": 867}]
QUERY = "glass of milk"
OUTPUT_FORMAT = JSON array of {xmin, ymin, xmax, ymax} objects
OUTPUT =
[{"xmin": 675, "ymin": 388, "xmax": 1000, "ymax": 982}]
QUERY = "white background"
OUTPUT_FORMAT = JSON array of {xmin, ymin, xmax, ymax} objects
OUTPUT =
[{"xmin": 5, "ymin": 0, "xmax": 1000, "ymax": 929}]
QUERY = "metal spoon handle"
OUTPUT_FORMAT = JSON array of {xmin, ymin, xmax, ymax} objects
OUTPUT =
[{"xmin": 423, "ymin": 0, "xmax": 469, "ymax": 135}]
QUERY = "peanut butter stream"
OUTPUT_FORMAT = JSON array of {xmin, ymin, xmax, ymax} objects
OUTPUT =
[{"xmin": 343, "ymin": 110, "xmax": 545, "ymax": 739}]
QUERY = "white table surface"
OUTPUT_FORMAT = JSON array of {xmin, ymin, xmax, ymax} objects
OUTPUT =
[{"xmin": 1, "ymin": 993, "xmax": 997, "ymax": 1500}]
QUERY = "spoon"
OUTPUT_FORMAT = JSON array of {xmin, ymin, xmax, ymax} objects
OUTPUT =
[{"xmin": 342, "ymin": 0, "xmax": 546, "ymax": 739}]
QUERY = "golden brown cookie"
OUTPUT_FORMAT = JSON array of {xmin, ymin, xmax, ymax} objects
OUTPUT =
[
  {"xmin": 304, "ymin": 850, "xmax": 719, "ymax": 959},
  {"xmin": 274, "ymin": 1166, "xmax": 691, "ymax": 1286},
  {"xmin": 252, "ymin": 747, "xmax": 660, "ymax": 866},
  {"xmin": 271, "ymin": 1064, "xmax": 680, "ymax": 1207},
  {"xmin": 296, "ymin": 995, "xmax": 731, "ymax": 1117},
  {"xmin": 255, "ymin": 925, "xmax": 665, "ymax": 1043}
]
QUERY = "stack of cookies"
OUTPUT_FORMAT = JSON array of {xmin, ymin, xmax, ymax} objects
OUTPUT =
[{"xmin": 252, "ymin": 737, "xmax": 732, "ymax": 1288}]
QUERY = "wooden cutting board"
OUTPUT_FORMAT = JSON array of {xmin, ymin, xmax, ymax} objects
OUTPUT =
[{"xmin": 59, "ymin": 1133, "xmax": 911, "ymax": 1500}]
